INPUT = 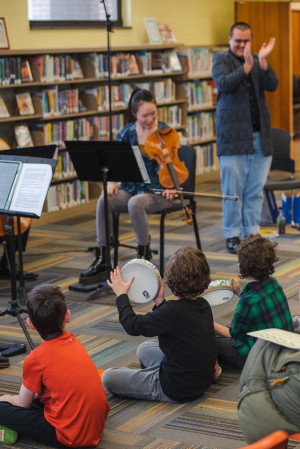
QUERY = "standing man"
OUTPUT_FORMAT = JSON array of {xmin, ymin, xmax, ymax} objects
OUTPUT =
[{"xmin": 212, "ymin": 22, "xmax": 278, "ymax": 254}]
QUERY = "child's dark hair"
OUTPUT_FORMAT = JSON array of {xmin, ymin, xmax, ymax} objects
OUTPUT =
[
  {"xmin": 126, "ymin": 88, "xmax": 157, "ymax": 122},
  {"xmin": 164, "ymin": 247, "xmax": 211, "ymax": 299},
  {"xmin": 237, "ymin": 234, "xmax": 278, "ymax": 281},
  {"xmin": 229, "ymin": 21, "xmax": 252, "ymax": 37},
  {"xmin": 26, "ymin": 284, "xmax": 67, "ymax": 341}
]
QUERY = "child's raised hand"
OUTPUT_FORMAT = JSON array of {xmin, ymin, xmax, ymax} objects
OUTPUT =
[
  {"xmin": 153, "ymin": 280, "xmax": 165, "ymax": 307},
  {"xmin": 231, "ymin": 278, "xmax": 241, "ymax": 297},
  {"xmin": 107, "ymin": 266, "xmax": 134, "ymax": 297}
]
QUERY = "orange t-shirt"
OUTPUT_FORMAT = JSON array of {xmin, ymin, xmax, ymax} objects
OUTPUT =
[{"xmin": 23, "ymin": 331, "xmax": 110, "ymax": 447}]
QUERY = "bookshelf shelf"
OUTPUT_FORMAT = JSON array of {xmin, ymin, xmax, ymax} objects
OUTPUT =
[{"xmin": 0, "ymin": 43, "xmax": 188, "ymax": 219}]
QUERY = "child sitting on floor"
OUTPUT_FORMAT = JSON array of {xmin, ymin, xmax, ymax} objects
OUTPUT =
[
  {"xmin": 0, "ymin": 284, "xmax": 110, "ymax": 447},
  {"xmin": 103, "ymin": 247, "xmax": 217, "ymax": 403},
  {"xmin": 214, "ymin": 234, "xmax": 294, "ymax": 369}
]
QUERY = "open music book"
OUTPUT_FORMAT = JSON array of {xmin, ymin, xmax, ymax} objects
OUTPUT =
[
  {"xmin": 0, "ymin": 160, "xmax": 52, "ymax": 217},
  {"xmin": 248, "ymin": 328, "xmax": 300, "ymax": 350}
]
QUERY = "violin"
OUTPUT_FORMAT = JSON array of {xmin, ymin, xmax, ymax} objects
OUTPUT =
[
  {"xmin": 0, "ymin": 138, "xmax": 31, "ymax": 238},
  {"xmin": 145, "ymin": 127, "xmax": 192, "ymax": 224}
]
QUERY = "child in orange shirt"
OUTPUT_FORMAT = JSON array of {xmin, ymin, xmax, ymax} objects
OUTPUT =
[{"xmin": 0, "ymin": 284, "xmax": 109, "ymax": 447}]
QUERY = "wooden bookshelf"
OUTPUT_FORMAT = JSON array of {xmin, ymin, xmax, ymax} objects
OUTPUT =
[{"xmin": 0, "ymin": 43, "xmax": 223, "ymax": 221}]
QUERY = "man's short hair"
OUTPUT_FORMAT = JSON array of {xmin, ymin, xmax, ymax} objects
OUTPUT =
[
  {"xmin": 229, "ymin": 21, "xmax": 252, "ymax": 37},
  {"xmin": 164, "ymin": 247, "xmax": 211, "ymax": 299},
  {"xmin": 26, "ymin": 284, "xmax": 67, "ymax": 340},
  {"xmin": 237, "ymin": 234, "xmax": 278, "ymax": 281}
]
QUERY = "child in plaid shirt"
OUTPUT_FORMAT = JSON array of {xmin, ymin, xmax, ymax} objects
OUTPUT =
[{"xmin": 214, "ymin": 234, "xmax": 293, "ymax": 369}]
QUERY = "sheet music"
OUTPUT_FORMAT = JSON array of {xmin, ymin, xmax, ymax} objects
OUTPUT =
[
  {"xmin": 132, "ymin": 146, "xmax": 151, "ymax": 183},
  {"xmin": 9, "ymin": 163, "xmax": 52, "ymax": 217},
  {"xmin": 248, "ymin": 328, "xmax": 300, "ymax": 350},
  {"xmin": 0, "ymin": 161, "xmax": 21, "ymax": 209}
]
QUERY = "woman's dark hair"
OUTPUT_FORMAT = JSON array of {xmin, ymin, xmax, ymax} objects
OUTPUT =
[
  {"xmin": 26, "ymin": 284, "xmax": 67, "ymax": 341},
  {"xmin": 237, "ymin": 234, "xmax": 278, "ymax": 281},
  {"xmin": 164, "ymin": 247, "xmax": 211, "ymax": 299},
  {"xmin": 126, "ymin": 88, "xmax": 157, "ymax": 122}
]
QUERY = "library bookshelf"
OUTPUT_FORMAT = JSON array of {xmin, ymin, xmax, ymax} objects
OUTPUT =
[{"xmin": 0, "ymin": 43, "xmax": 222, "ymax": 222}]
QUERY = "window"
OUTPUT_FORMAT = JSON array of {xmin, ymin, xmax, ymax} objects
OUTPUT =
[{"xmin": 28, "ymin": 0, "xmax": 123, "ymax": 29}]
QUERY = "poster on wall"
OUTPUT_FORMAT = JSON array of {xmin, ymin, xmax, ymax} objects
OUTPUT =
[{"xmin": 0, "ymin": 18, "xmax": 9, "ymax": 49}]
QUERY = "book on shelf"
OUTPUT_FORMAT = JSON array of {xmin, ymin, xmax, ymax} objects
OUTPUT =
[
  {"xmin": 14, "ymin": 124, "xmax": 33, "ymax": 148},
  {"xmin": 15, "ymin": 92, "xmax": 35, "ymax": 116},
  {"xmin": 157, "ymin": 22, "xmax": 176, "ymax": 43},
  {"xmin": 21, "ymin": 59, "xmax": 33, "ymax": 82},
  {"xmin": 0, "ymin": 94, "xmax": 10, "ymax": 118},
  {"xmin": 169, "ymin": 51, "xmax": 182, "ymax": 72},
  {"xmin": 0, "ymin": 159, "xmax": 53, "ymax": 217}
]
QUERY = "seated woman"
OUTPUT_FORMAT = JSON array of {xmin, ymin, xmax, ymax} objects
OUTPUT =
[{"xmin": 80, "ymin": 88, "xmax": 180, "ymax": 283}]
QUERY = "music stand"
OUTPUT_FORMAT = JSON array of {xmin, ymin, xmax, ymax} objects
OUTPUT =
[
  {"xmin": 0, "ymin": 145, "xmax": 57, "ymax": 305},
  {"xmin": 65, "ymin": 140, "xmax": 149, "ymax": 300},
  {"xmin": 0, "ymin": 151, "xmax": 57, "ymax": 350}
]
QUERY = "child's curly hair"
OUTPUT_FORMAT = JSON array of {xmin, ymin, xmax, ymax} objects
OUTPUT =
[
  {"xmin": 164, "ymin": 247, "xmax": 211, "ymax": 299},
  {"xmin": 237, "ymin": 234, "xmax": 279, "ymax": 281}
]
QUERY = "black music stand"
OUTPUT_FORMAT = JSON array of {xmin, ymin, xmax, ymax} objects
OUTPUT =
[
  {"xmin": 65, "ymin": 140, "xmax": 149, "ymax": 300},
  {"xmin": 0, "ymin": 145, "xmax": 57, "ymax": 305},
  {"xmin": 0, "ymin": 153, "xmax": 57, "ymax": 350}
]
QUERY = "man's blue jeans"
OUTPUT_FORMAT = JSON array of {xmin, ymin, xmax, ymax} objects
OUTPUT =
[{"xmin": 219, "ymin": 132, "xmax": 272, "ymax": 238}]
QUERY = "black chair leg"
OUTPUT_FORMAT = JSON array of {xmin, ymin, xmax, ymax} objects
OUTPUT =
[
  {"xmin": 160, "ymin": 214, "xmax": 166, "ymax": 277},
  {"xmin": 113, "ymin": 212, "xmax": 120, "ymax": 268},
  {"xmin": 192, "ymin": 202, "xmax": 201, "ymax": 250}
]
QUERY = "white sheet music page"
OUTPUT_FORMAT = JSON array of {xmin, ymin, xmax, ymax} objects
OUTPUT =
[
  {"xmin": 9, "ymin": 163, "xmax": 52, "ymax": 217},
  {"xmin": 248, "ymin": 328, "xmax": 300, "ymax": 350},
  {"xmin": 132, "ymin": 146, "xmax": 151, "ymax": 183}
]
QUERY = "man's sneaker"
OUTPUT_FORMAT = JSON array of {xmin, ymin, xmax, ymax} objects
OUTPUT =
[
  {"xmin": 0, "ymin": 426, "xmax": 18, "ymax": 445},
  {"xmin": 213, "ymin": 361, "xmax": 222, "ymax": 383}
]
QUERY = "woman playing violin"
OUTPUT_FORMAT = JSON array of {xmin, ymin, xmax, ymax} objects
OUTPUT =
[{"xmin": 80, "ymin": 88, "xmax": 180, "ymax": 282}]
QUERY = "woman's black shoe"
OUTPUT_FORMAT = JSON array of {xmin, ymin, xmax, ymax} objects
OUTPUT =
[{"xmin": 226, "ymin": 237, "xmax": 241, "ymax": 254}]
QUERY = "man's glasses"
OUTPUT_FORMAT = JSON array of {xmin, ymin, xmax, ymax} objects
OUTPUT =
[{"xmin": 233, "ymin": 39, "xmax": 251, "ymax": 44}]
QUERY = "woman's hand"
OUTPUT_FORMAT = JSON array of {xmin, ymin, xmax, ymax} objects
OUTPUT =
[
  {"xmin": 153, "ymin": 280, "xmax": 165, "ymax": 307},
  {"xmin": 107, "ymin": 182, "xmax": 118, "ymax": 195},
  {"xmin": 107, "ymin": 266, "xmax": 134, "ymax": 297},
  {"xmin": 162, "ymin": 188, "xmax": 179, "ymax": 201},
  {"xmin": 231, "ymin": 278, "xmax": 242, "ymax": 297}
]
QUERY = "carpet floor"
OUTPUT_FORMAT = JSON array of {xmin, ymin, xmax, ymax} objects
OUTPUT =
[{"xmin": 0, "ymin": 176, "xmax": 299, "ymax": 449}]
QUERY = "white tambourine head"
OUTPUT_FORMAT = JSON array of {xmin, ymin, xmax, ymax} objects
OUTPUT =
[
  {"xmin": 121, "ymin": 259, "xmax": 161, "ymax": 304},
  {"xmin": 202, "ymin": 280, "xmax": 235, "ymax": 306}
]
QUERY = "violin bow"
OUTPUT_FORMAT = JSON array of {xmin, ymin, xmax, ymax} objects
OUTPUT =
[{"xmin": 150, "ymin": 188, "xmax": 239, "ymax": 202}]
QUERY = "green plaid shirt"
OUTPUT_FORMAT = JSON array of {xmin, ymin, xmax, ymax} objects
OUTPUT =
[{"xmin": 230, "ymin": 277, "xmax": 293, "ymax": 357}]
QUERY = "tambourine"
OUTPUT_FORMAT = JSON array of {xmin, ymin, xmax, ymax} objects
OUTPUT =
[
  {"xmin": 121, "ymin": 259, "xmax": 161, "ymax": 304},
  {"xmin": 202, "ymin": 280, "xmax": 235, "ymax": 307}
]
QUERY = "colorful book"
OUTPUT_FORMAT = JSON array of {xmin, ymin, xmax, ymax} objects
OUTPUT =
[
  {"xmin": 14, "ymin": 124, "xmax": 33, "ymax": 147},
  {"xmin": 0, "ymin": 94, "xmax": 10, "ymax": 118},
  {"xmin": 21, "ymin": 59, "xmax": 33, "ymax": 82},
  {"xmin": 15, "ymin": 92, "xmax": 35, "ymax": 115}
]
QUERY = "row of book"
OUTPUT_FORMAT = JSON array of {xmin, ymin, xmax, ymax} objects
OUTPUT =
[
  {"xmin": 29, "ymin": 54, "xmax": 83, "ymax": 83},
  {"xmin": 157, "ymin": 105, "xmax": 182, "ymax": 128},
  {"xmin": 47, "ymin": 180, "xmax": 89, "ymax": 212},
  {"xmin": 185, "ymin": 80, "xmax": 216, "ymax": 110},
  {"xmin": 93, "ymin": 114, "xmax": 125, "ymax": 140},
  {"xmin": 0, "ymin": 50, "xmax": 182, "ymax": 86},
  {"xmin": 177, "ymin": 47, "xmax": 219, "ymax": 78},
  {"xmin": 187, "ymin": 111, "xmax": 216, "ymax": 141},
  {"xmin": 194, "ymin": 143, "xmax": 218, "ymax": 174},
  {"xmin": 30, "ymin": 118, "xmax": 94, "ymax": 146},
  {"xmin": 54, "ymin": 150, "xmax": 76, "ymax": 179},
  {"xmin": 138, "ymin": 50, "xmax": 182, "ymax": 74}
]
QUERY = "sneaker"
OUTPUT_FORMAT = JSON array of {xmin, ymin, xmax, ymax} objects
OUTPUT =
[
  {"xmin": 213, "ymin": 361, "xmax": 222, "ymax": 383},
  {"xmin": 0, "ymin": 426, "xmax": 18, "ymax": 445}
]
